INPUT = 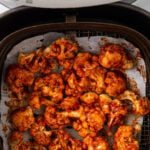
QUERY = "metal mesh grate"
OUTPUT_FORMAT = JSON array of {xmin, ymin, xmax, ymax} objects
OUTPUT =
[
  {"xmin": 74, "ymin": 30, "xmax": 150, "ymax": 150},
  {"xmin": 76, "ymin": 30, "xmax": 123, "ymax": 38},
  {"xmin": 140, "ymin": 114, "xmax": 150, "ymax": 150}
]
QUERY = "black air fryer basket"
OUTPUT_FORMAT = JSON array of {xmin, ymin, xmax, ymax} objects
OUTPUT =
[
  {"xmin": 0, "ymin": 22, "xmax": 150, "ymax": 150},
  {"xmin": 0, "ymin": 2, "xmax": 150, "ymax": 150}
]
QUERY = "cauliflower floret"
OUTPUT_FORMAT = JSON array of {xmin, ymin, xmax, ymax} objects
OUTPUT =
[
  {"xmin": 48, "ymin": 130, "xmax": 82, "ymax": 150},
  {"xmin": 118, "ymin": 90, "xmax": 150, "ymax": 116},
  {"xmin": 59, "ymin": 59, "xmax": 74, "ymax": 70},
  {"xmin": 105, "ymin": 71, "xmax": 126, "ymax": 96},
  {"xmin": 29, "ymin": 92, "xmax": 55, "ymax": 110},
  {"xmin": 99, "ymin": 43, "xmax": 133, "ymax": 69},
  {"xmin": 99, "ymin": 94, "xmax": 128, "ymax": 136},
  {"xmin": 18, "ymin": 48, "xmax": 56, "ymax": 74},
  {"xmin": 83, "ymin": 136, "xmax": 110, "ymax": 150},
  {"xmin": 43, "ymin": 38, "xmax": 78, "ymax": 60},
  {"xmin": 73, "ymin": 52, "xmax": 99, "ymax": 77},
  {"xmin": 60, "ymin": 96, "xmax": 80, "ymax": 110},
  {"xmin": 11, "ymin": 106, "xmax": 35, "ymax": 132},
  {"xmin": 29, "ymin": 92, "xmax": 41, "ymax": 110},
  {"xmin": 89, "ymin": 66, "xmax": 107, "ymax": 94},
  {"xmin": 99, "ymin": 94, "xmax": 112, "ymax": 114},
  {"xmin": 5, "ymin": 64, "xmax": 34, "ymax": 100},
  {"xmin": 9, "ymin": 131, "xmax": 24, "ymax": 150},
  {"xmin": 61, "ymin": 69, "xmax": 73, "ymax": 81},
  {"xmin": 80, "ymin": 92, "xmax": 99, "ymax": 105},
  {"xmin": 34, "ymin": 73, "xmax": 64, "ymax": 102},
  {"xmin": 44, "ymin": 106, "xmax": 70, "ymax": 129},
  {"xmin": 30, "ymin": 122, "xmax": 52, "ymax": 146},
  {"xmin": 113, "ymin": 125, "xmax": 139, "ymax": 150},
  {"xmin": 65, "ymin": 72, "xmax": 89, "ymax": 97},
  {"xmin": 9, "ymin": 131, "xmax": 46, "ymax": 150},
  {"xmin": 19, "ymin": 142, "xmax": 46, "ymax": 150},
  {"xmin": 62, "ymin": 106, "xmax": 105, "ymax": 137}
]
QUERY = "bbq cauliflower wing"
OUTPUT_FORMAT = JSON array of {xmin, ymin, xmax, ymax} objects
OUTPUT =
[
  {"xmin": 105, "ymin": 71, "xmax": 126, "ymax": 96},
  {"xmin": 80, "ymin": 92, "xmax": 99, "ymax": 105},
  {"xmin": 44, "ymin": 106, "xmax": 70, "ymax": 129},
  {"xmin": 34, "ymin": 73, "xmax": 64, "ymax": 102},
  {"xmin": 11, "ymin": 106, "xmax": 35, "ymax": 132},
  {"xmin": 89, "ymin": 66, "xmax": 107, "ymax": 94},
  {"xmin": 60, "ymin": 96, "xmax": 80, "ymax": 110},
  {"xmin": 61, "ymin": 106, "xmax": 105, "ymax": 137},
  {"xmin": 99, "ymin": 43, "xmax": 133, "ymax": 69},
  {"xmin": 5, "ymin": 64, "xmax": 34, "ymax": 100},
  {"xmin": 113, "ymin": 125, "xmax": 139, "ymax": 150},
  {"xmin": 18, "ymin": 48, "xmax": 56, "ymax": 74},
  {"xmin": 9, "ymin": 131, "xmax": 24, "ymax": 150},
  {"xmin": 83, "ymin": 135, "xmax": 110, "ymax": 150},
  {"xmin": 43, "ymin": 38, "xmax": 78, "ymax": 60},
  {"xmin": 30, "ymin": 122, "xmax": 52, "ymax": 146},
  {"xmin": 73, "ymin": 52, "xmax": 99, "ymax": 77},
  {"xmin": 118, "ymin": 90, "xmax": 150, "ymax": 116}
]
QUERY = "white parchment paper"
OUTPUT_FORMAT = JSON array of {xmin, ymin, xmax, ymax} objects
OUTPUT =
[{"xmin": 0, "ymin": 32, "xmax": 146, "ymax": 150}]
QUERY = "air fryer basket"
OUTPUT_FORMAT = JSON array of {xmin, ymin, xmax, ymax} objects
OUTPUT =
[{"xmin": 0, "ymin": 22, "xmax": 150, "ymax": 150}]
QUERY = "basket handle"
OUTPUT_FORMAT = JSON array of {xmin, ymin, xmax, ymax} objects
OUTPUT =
[{"xmin": 66, "ymin": 15, "xmax": 76, "ymax": 23}]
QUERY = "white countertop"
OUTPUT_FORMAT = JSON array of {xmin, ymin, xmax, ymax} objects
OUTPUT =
[
  {"xmin": 0, "ymin": 3, "xmax": 9, "ymax": 13},
  {"xmin": 133, "ymin": 0, "xmax": 150, "ymax": 12},
  {"xmin": 0, "ymin": 0, "xmax": 149, "ymax": 14}
]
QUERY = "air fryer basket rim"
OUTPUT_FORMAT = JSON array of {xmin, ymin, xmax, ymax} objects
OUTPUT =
[{"xmin": 0, "ymin": 22, "xmax": 150, "ymax": 150}]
